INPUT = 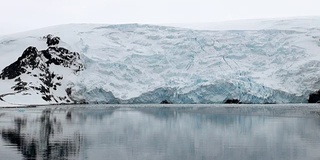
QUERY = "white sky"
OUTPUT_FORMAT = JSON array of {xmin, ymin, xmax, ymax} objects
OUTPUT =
[{"xmin": 0, "ymin": 0, "xmax": 319, "ymax": 35}]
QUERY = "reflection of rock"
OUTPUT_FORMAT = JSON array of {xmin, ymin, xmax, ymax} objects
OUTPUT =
[
  {"xmin": 66, "ymin": 111, "xmax": 72, "ymax": 120},
  {"xmin": 1, "ymin": 110, "xmax": 81, "ymax": 159},
  {"xmin": 1, "ymin": 118, "xmax": 37, "ymax": 159},
  {"xmin": 2, "ymin": 130, "xmax": 37, "ymax": 158}
]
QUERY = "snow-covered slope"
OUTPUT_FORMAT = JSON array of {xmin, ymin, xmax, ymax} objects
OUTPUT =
[
  {"xmin": 1, "ymin": 17, "xmax": 320, "ymax": 105},
  {"xmin": 168, "ymin": 17, "xmax": 320, "ymax": 31}
]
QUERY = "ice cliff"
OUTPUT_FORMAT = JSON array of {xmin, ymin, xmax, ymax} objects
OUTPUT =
[{"xmin": 0, "ymin": 17, "xmax": 320, "ymax": 105}]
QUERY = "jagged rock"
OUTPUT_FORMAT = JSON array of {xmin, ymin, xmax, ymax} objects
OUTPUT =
[
  {"xmin": 0, "ymin": 47, "xmax": 38, "ymax": 79},
  {"xmin": 308, "ymin": 90, "xmax": 320, "ymax": 103},
  {"xmin": 0, "ymin": 35, "xmax": 84, "ymax": 104},
  {"xmin": 224, "ymin": 99, "xmax": 242, "ymax": 104},
  {"xmin": 160, "ymin": 100, "xmax": 172, "ymax": 104},
  {"xmin": 66, "ymin": 111, "xmax": 72, "ymax": 120},
  {"xmin": 46, "ymin": 34, "xmax": 60, "ymax": 46},
  {"xmin": 65, "ymin": 88, "xmax": 72, "ymax": 96}
]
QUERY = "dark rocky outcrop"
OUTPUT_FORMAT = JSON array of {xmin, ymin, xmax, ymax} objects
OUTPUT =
[
  {"xmin": 308, "ymin": 90, "xmax": 320, "ymax": 103},
  {"xmin": 0, "ymin": 47, "xmax": 38, "ymax": 79},
  {"xmin": 224, "ymin": 99, "xmax": 242, "ymax": 104},
  {"xmin": 0, "ymin": 34, "xmax": 84, "ymax": 103},
  {"xmin": 160, "ymin": 100, "xmax": 172, "ymax": 104},
  {"xmin": 45, "ymin": 34, "xmax": 60, "ymax": 46}
]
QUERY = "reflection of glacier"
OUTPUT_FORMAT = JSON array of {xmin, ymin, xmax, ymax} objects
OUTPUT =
[
  {"xmin": 1, "ymin": 18, "xmax": 320, "ymax": 104},
  {"xmin": 72, "ymin": 106, "xmax": 320, "ymax": 160},
  {"xmin": 1, "ymin": 106, "xmax": 320, "ymax": 159}
]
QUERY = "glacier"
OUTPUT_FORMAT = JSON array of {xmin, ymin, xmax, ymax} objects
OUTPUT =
[{"xmin": 1, "ymin": 17, "xmax": 320, "ymax": 105}]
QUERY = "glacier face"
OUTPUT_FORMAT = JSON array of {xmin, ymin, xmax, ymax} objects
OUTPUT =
[{"xmin": 0, "ymin": 18, "xmax": 320, "ymax": 105}]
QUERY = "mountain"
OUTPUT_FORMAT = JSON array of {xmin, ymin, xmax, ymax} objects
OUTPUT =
[
  {"xmin": 0, "ymin": 35, "xmax": 84, "ymax": 106},
  {"xmin": 1, "ymin": 17, "xmax": 320, "ymax": 106}
]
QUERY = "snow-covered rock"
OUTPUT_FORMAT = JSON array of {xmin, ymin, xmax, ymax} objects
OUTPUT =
[
  {"xmin": 1, "ymin": 17, "xmax": 320, "ymax": 105},
  {"xmin": 0, "ymin": 35, "xmax": 84, "ymax": 105}
]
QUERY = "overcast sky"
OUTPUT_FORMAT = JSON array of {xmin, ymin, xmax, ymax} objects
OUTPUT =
[{"xmin": 0, "ymin": 0, "xmax": 319, "ymax": 35}]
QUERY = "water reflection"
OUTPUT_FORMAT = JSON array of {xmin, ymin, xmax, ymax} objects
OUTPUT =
[
  {"xmin": 1, "ymin": 105, "xmax": 320, "ymax": 160},
  {"xmin": 1, "ymin": 109, "xmax": 82, "ymax": 160}
]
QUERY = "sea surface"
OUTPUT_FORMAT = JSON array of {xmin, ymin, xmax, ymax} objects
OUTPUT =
[{"xmin": 1, "ymin": 104, "xmax": 320, "ymax": 160}]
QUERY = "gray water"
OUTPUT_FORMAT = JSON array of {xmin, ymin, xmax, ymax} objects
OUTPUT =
[{"xmin": 1, "ymin": 104, "xmax": 320, "ymax": 160}]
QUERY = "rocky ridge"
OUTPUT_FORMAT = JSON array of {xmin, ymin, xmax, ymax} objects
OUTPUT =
[{"xmin": 0, "ymin": 35, "xmax": 84, "ymax": 105}]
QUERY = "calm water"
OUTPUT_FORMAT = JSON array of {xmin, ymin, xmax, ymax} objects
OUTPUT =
[{"xmin": 1, "ymin": 104, "xmax": 320, "ymax": 160}]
